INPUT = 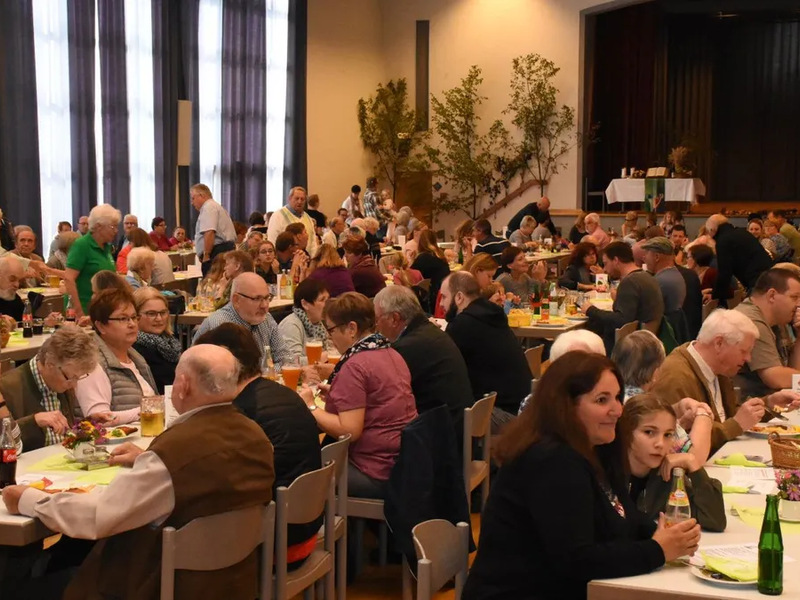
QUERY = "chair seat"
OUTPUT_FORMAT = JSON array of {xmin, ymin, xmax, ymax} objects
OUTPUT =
[
  {"xmin": 469, "ymin": 460, "xmax": 489, "ymax": 492},
  {"xmin": 347, "ymin": 497, "xmax": 385, "ymax": 520},
  {"xmin": 280, "ymin": 549, "xmax": 333, "ymax": 598},
  {"xmin": 316, "ymin": 515, "xmax": 345, "ymax": 545}
]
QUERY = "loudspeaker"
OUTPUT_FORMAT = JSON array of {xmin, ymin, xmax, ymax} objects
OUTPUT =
[{"xmin": 177, "ymin": 100, "xmax": 192, "ymax": 166}]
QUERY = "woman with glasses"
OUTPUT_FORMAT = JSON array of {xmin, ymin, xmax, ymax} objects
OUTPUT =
[
  {"xmin": 299, "ymin": 292, "xmax": 417, "ymax": 499},
  {"xmin": 278, "ymin": 278, "xmax": 330, "ymax": 361},
  {"xmin": 132, "ymin": 287, "xmax": 181, "ymax": 393},
  {"xmin": 255, "ymin": 240, "xmax": 280, "ymax": 285},
  {"xmin": 75, "ymin": 289, "xmax": 157, "ymax": 425},
  {"xmin": 0, "ymin": 325, "xmax": 98, "ymax": 451}
]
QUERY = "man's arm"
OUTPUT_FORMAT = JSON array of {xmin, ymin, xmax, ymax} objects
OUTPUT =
[
  {"xmin": 586, "ymin": 282, "xmax": 639, "ymax": 330},
  {"xmin": 202, "ymin": 231, "xmax": 216, "ymax": 262},
  {"xmin": 712, "ymin": 240, "xmax": 732, "ymax": 301},
  {"xmin": 756, "ymin": 366, "xmax": 800, "ymax": 392}
]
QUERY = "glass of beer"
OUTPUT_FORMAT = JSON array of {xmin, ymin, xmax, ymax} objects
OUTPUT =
[
  {"xmin": 47, "ymin": 275, "xmax": 60, "ymax": 288},
  {"xmin": 327, "ymin": 351, "xmax": 341, "ymax": 365},
  {"xmin": 140, "ymin": 396, "xmax": 165, "ymax": 437},
  {"xmin": 281, "ymin": 358, "xmax": 302, "ymax": 391},
  {"xmin": 305, "ymin": 339, "xmax": 323, "ymax": 364}
]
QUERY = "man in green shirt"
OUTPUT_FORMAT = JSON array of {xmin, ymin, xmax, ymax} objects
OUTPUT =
[
  {"xmin": 768, "ymin": 209, "xmax": 800, "ymax": 258},
  {"xmin": 65, "ymin": 205, "xmax": 120, "ymax": 315}
]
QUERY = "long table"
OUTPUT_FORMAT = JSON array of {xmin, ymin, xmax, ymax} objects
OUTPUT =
[{"xmin": 589, "ymin": 413, "xmax": 800, "ymax": 599}]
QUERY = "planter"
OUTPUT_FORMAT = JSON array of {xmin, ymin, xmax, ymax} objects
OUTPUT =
[
  {"xmin": 70, "ymin": 442, "xmax": 97, "ymax": 460},
  {"xmin": 779, "ymin": 499, "xmax": 800, "ymax": 521}
]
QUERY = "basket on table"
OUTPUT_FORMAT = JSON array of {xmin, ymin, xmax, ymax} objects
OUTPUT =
[{"xmin": 768, "ymin": 432, "xmax": 800, "ymax": 469}]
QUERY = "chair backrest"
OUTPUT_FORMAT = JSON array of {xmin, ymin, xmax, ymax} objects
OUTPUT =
[
  {"xmin": 417, "ymin": 278, "xmax": 431, "ymax": 294},
  {"xmin": 524, "ymin": 345, "xmax": 543, "ymax": 379},
  {"xmin": 413, "ymin": 520, "xmax": 470, "ymax": 600},
  {"xmin": 161, "ymin": 502, "xmax": 274, "ymax": 600},
  {"xmin": 729, "ymin": 288, "xmax": 745, "ymax": 310},
  {"xmin": 463, "ymin": 393, "xmax": 496, "ymax": 487},
  {"xmin": 557, "ymin": 255, "xmax": 570, "ymax": 276},
  {"xmin": 615, "ymin": 320, "xmax": 639, "ymax": 345},
  {"xmin": 702, "ymin": 299, "xmax": 718, "ymax": 322},
  {"xmin": 321, "ymin": 434, "xmax": 351, "ymax": 516}
]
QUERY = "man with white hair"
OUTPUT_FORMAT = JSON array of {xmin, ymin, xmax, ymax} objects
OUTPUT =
[
  {"xmin": 0, "ymin": 256, "xmax": 26, "ymax": 321},
  {"xmin": 115, "ymin": 214, "xmax": 139, "ymax": 257},
  {"xmin": 322, "ymin": 216, "xmax": 346, "ymax": 248},
  {"xmin": 651, "ymin": 308, "xmax": 800, "ymax": 453},
  {"xmin": 192, "ymin": 272, "xmax": 291, "ymax": 366},
  {"xmin": 266, "ymin": 186, "xmax": 319, "ymax": 256},
  {"xmin": 190, "ymin": 183, "xmax": 237, "ymax": 277},
  {"xmin": 584, "ymin": 213, "xmax": 610, "ymax": 250},
  {"xmin": 705, "ymin": 213, "xmax": 771, "ymax": 301},
  {"xmin": 549, "ymin": 329, "xmax": 605, "ymax": 362},
  {"xmin": 374, "ymin": 286, "xmax": 472, "ymax": 421},
  {"xmin": 2, "ymin": 345, "xmax": 275, "ymax": 599},
  {"xmin": 507, "ymin": 196, "xmax": 556, "ymax": 237}
]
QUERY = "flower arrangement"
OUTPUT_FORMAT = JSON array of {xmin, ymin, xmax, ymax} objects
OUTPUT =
[
  {"xmin": 668, "ymin": 146, "xmax": 693, "ymax": 177},
  {"xmin": 775, "ymin": 469, "xmax": 800, "ymax": 502},
  {"xmin": 62, "ymin": 420, "xmax": 108, "ymax": 450}
]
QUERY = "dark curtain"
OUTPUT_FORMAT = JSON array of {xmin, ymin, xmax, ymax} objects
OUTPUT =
[
  {"xmin": 68, "ymin": 0, "xmax": 98, "ymax": 223},
  {"xmin": 221, "ymin": 0, "xmax": 267, "ymax": 221},
  {"xmin": 0, "ymin": 0, "xmax": 41, "ymax": 235},
  {"xmin": 284, "ymin": 0, "xmax": 308, "ymax": 198},
  {"xmin": 97, "ymin": 0, "xmax": 130, "ymax": 215},
  {"xmin": 178, "ymin": 0, "xmax": 200, "ymax": 237}
]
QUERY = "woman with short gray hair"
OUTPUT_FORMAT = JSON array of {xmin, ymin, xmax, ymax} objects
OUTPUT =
[
  {"xmin": 47, "ymin": 231, "xmax": 81, "ymax": 271},
  {"xmin": 610, "ymin": 330, "xmax": 666, "ymax": 400},
  {"xmin": 125, "ymin": 247, "xmax": 156, "ymax": 290}
]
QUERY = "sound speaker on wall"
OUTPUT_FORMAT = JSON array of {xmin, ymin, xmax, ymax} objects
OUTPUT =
[{"xmin": 177, "ymin": 100, "xmax": 192, "ymax": 166}]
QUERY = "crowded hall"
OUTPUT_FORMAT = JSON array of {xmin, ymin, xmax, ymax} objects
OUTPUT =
[{"xmin": 4, "ymin": 1, "xmax": 800, "ymax": 599}]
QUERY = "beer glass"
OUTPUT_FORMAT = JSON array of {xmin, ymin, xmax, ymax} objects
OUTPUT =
[
  {"xmin": 281, "ymin": 358, "xmax": 302, "ymax": 390},
  {"xmin": 305, "ymin": 338, "xmax": 323, "ymax": 364},
  {"xmin": 141, "ymin": 396, "xmax": 165, "ymax": 437}
]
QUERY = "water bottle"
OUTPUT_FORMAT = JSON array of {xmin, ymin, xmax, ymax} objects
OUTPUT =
[{"xmin": 665, "ymin": 467, "xmax": 692, "ymax": 527}]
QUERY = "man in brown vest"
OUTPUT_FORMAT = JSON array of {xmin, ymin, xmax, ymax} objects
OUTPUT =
[{"xmin": 2, "ymin": 344, "xmax": 275, "ymax": 600}]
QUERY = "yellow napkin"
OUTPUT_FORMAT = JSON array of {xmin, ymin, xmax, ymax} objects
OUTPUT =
[
  {"xmin": 715, "ymin": 453, "xmax": 766, "ymax": 467},
  {"xmin": 27, "ymin": 454, "xmax": 84, "ymax": 473},
  {"xmin": 722, "ymin": 485, "xmax": 752, "ymax": 494},
  {"xmin": 731, "ymin": 503, "xmax": 800, "ymax": 534},
  {"xmin": 702, "ymin": 555, "xmax": 757, "ymax": 582},
  {"xmin": 74, "ymin": 466, "xmax": 122, "ymax": 485}
]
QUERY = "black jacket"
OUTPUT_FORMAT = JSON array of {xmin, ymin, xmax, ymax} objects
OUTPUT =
[
  {"xmin": 384, "ymin": 406, "xmax": 474, "ymax": 570},
  {"xmin": 558, "ymin": 264, "xmax": 592, "ymax": 290},
  {"xmin": 131, "ymin": 339, "xmax": 179, "ymax": 394},
  {"xmin": 411, "ymin": 252, "xmax": 450, "ymax": 310},
  {"xmin": 463, "ymin": 440, "xmax": 664, "ymax": 600},
  {"xmin": 677, "ymin": 265, "xmax": 703, "ymax": 340},
  {"xmin": 234, "ymin": 378, "xmax": 323, "ymax": 546},
  {"xmin": 507, "ymin": 203, "xmax": 557, "ymax": 236},
  {"xmin": 712, "ymin": 222, "xmax": 772, "ymax": 300},
  {"xmin": 446, "ymin": 297, "xmax": 530, "ymax": 414}
]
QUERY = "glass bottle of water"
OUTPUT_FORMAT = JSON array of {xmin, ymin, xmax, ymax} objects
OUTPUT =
[{"xmin": 665, "ymin": 467, "xmax": 692, "ymax": 527}]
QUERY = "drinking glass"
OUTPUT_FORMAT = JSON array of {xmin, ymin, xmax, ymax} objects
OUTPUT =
[
  {"xmin": 281, "ymin": 357, "xmax": 302, "ymax": 390},
  {"xmin": 47, "ymin": 275, "xmax": 60, "ymax": 288},
  {"xmin": 141, "ymin": 396, "xmax": 165, "ymax": 437},
  {"xmin": 305, "ymin": 338, "xmax": 323, "ymax": 364}
]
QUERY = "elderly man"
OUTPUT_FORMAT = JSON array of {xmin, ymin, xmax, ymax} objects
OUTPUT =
[
  {"xmin": 585, "ymin": 213, "xmax": 610, "ymax": 250},
  {"xmin": 12, "ymin": 226, "xmax": 45, "ymax": 286},
  {"xmin": 374, "ymin": 286, "xmax": 472, "ymax": 421},
  {"xmin": 642, "ymin": 236, "xmax": 686, "ymax": 313},
  {"xmin": 706, "ymin": 214, "xmax": 772, "ymax": 301},
  {"xmin": 651, "ymin": 309, "xmax": 800, "ymax": 454},
  {"xmin": 192, "ymin": 272, "xmax": 291, "ymax": 366},
  {"xmin": 0, "ymin": 256, "xmax": 26, "ymax": 321},
  {"xmin": 0, "ymin": 325, "xmax": 97, "ymax": 450},
  {"xmin": 267, "ymin": 186, "xmax": 319, "ymax": 256},
  {"xmin": 116, "ymin": 214, "xmax": 139, "ymax": 255},
  {"xmin": 191, "ymin": 184, "xmax": 237, "ymax": 276},
  {"xmin": 768, "ymin": 209, "xmax": 800, "ymax": 258},
  {"xmin": 508, "ymin": 215, "xmax": 538, "ymax": 248},
  {"xmin": 507, "ymin": 196, "xmax": 556, "ymax": 237},
  {"xmin": 2, "ymin": 345, "xmax": 275, "ymax": 599},
  {"xmin": 735, "ymin": 268, "xmax": 800, "ymax": 397},
  {"xmin": 441, "ymin": 271, "xmax": 530, "ymax": 431},
  {"xmin": 77, "ymin": 215, "xmax": 89, "ymax": 236},
  {"xmin": 322, "ymin": 217, "xmax": 346, "ymax": 248}
]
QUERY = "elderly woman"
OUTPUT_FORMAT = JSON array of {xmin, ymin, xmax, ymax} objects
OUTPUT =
[
  {"xmin": 46, "ymin": 231, "xmax": 81, "ymax": 272},
  {"xmin": 763, "ymin": 219, "xmax": 794, "ymax": 262},
  {"xmin": 215, "ymin": 250, "xmax": 254, "ymax": 309},
  {"xmin": 299, "ymin": 292, "xmax": 417, "ymax": 499},
  {"xmin": 65, "ymin": 204, "xmax": 120, "ymax": 317},
  {"xmin": 117, "ymin": 228, "xmax": 174, "ymax": 286},
  {"xmin": 277, "ymin": 278, "xmax": 330, "ymax": 360},
  {"xmin": 255, "ymin": 240, "xmax": 280, "ymax": 285},
  {"xmin": 92, "ymin": 270, "xmax": 132, "ymax": 294},
  {"xmin": 307, "ymin": 244, "xmax": 355, "ymax": 297},
  {"xmin": 132, "ymin": 287, "xmax": 181, "ymax": 393},
  {"xmin": 0, "ymin": 325, "xmax": 97, "ymax": 451},
  {"xmin": 342, "ymin": 237, "xmax": 385, "ymax": 298},
  {"xmin": 125, "ymin": 247, "xmax": 156, "ymax": 290},
  {"xmin": 75, "ymin": 289, "xmax": 157, "ymax": 425},
  {"xmin": 168, "ymin": 227, "xmax": 193, "ymax": 250},
  {"xmin": 559, "ymin": 242, "xmax": 602, "ymax": 291}
]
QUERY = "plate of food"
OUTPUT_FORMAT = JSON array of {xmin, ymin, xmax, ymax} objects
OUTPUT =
[
  {"xmin": 690, "ymin": 566, "xmax": 756, "ymax": 587},
  {"xmin": 748, "ymin": 423, "xmax": 800, "ymax": 438},
  {"xmin": 101, "ymin": 426, "xmax": 139, "ymax": 444},
  {"xmin": 531, "ymin": 316, "xmax": 569, "ymax": 327}
]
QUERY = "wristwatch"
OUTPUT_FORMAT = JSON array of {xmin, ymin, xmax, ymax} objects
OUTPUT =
[{"xmin": 307, "ymin": 404, "xmax": 317, "ymax": 411}]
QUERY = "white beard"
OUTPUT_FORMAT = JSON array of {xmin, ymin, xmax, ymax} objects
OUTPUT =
[{"xmin": 0, "ymin": 288, "xmax": 17, "ymax": 302}]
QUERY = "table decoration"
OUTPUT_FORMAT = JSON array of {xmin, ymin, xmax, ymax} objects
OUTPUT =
[{"xmin": 776, "ymin": 468, "xmax": 800, "ymax": 520}]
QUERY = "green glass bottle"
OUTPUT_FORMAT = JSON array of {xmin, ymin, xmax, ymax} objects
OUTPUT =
[{"xmin": 758, "ymin": 494, "xmax": 783, "ymax": 595}]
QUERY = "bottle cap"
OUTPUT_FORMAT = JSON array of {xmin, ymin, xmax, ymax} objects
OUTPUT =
[{"xmin": 672, "ymin": 467, "xmax": 685, "ymax": 476}]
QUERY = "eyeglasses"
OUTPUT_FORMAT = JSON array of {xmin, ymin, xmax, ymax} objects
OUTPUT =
[
  {"xmin": 57, "ymin": 365, "xmax": 89, "ymax": 382},
  {"xmin": 236, "ymin": 292, "xmax": 272, "ymax": 304},
  {"xmin": 107, "ymin": 315, "xmax": 139, "ymax": 325},
  {"xmin": 326, "ymin": 323, "xmax": 344, "ymax": 334},
  {"xmin": 141, "ymin": 310, "xmax": 169, "ymax": 319}
]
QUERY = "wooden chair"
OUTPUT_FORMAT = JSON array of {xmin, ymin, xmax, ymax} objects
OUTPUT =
[
  {"xmin": 463, "ymin": 392, "xmax": 496, "ymax": 512},
  {"xmin": 318, "ymin": 434, "xmax": 351, "ymax": 600},
  {"xmin": 614, "ymin": 320, "xmax": 639, "ymax": 346},
  {"xmin": 524, "ymin": 345, "xmax": 543, "ymax": 379},
  {"xmin": 271, "ymin": 462, "xmax": 336, "ymax": 600},
  {"xmin": 413, "ymin": 279, "xmax": 432, "ymax": 313},
  {"xmin": 402, "ymin": 520, "xmax": 471, "ymax": 600},
  {"xmin": 347, "ymin": 497, "xmax": 388, "ymax": 576},
  {"xmin": 161, "ymin": 502, "xmax": 275, "ymax": 600},
  {"xmin": 702, "ymin": 299, "xmax": 719, "ymax": 323},
  {"xmin": 728, "ymin": 288, "xmax": 745, "ymax": 310},
  {"xmin": 557, "ymin": 255, "xmax": 571, "ymax": 277}
]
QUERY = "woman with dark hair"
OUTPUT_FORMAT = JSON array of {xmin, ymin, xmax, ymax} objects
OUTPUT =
[
  {"xmin": 494, "ymin": 246, "xmax": 547, "ymax": 304},
  {"xmin": 248, "ymin": 211, "xmax": 268, "ymax": 235},
  {"xmin": 568, "ymin": 212, "xmax": 587, "ymax": 245},
  {"xmin": 463, "ymin": 351, "xmax": 701, "ymax": 600},
  {"xmin": 277, "ymin": 278, "xmax": 330, "ymax": 360},
  {"xmin": 558, "ymin": 242, "xmax": 602, "ymax": 291},
  {"xmin": 686, "ymin": 244, "xmax": 717, "ymax": 291},
  {"xmin": 411, "ymin": 229, "xmax": 450, "ymax": 304},
  {"xmin": 255, "ymin": 240, "xmax": 280, "ymax": 285},
  {"xmin": 194, "ymin": 322, "xmax": 322, "ymax": 568},
  {"xmin": 342, "ymin": 237, "xmax": 385, "ymax": 298}
]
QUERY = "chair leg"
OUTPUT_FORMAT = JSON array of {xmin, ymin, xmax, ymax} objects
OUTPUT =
[
  {"xmin": 401, "ymin": 555, "xmax": 413, "ymax": 600},
  {"xmin": 481, "ymin": 473, "xmax": 490, "ymax": 511},
  {"xmin": 325, "ymin": 564, "xmax": 335, "ymax": 600},
  {"xmin": 353, "ymin": 518, "xmax": 365, "ymax": 578},
  {"xmin": 337, "ymin": 535, "xmax": 347, "ymax": 600},
  {"xmin": 378, "ymin": 521, "xmax": 388, "ymax": 567},
  {"xmin": 303, "ymin": 586, "xmax": 314, "ymax": 600}
]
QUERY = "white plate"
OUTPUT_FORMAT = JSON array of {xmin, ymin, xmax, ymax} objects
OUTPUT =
[
  {"xmin": 566, "ymin": 315, "xmax": 588, "ymax": 321},
  {"xmin": 747, "ymin": 427, "xmax": 800, "ymax": 439},
  {"xmin": 690, "ymin": 566, "xmax": 756, "ymax": 587},
  {"xmin": 98, "ymin": 429, "xmax": 135, "ymax": 444}
]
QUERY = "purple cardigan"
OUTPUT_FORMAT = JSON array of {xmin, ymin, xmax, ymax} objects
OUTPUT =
[{"xmin": 307, "ymin": 266, "xmax": 356, "ymax": 297}]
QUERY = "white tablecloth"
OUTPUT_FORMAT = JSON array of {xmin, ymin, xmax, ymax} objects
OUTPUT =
[{"xmin": 605, "ymin": 178, "xmax": 706, "ymax": 204}]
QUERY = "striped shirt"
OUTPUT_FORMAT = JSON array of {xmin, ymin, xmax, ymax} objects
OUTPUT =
[
  {"xmin": 29, "ymin": 356, "xmax": 64, "ymax": 446},
  {"xmin": 191, "ymin": 303, "xmax": 291, "ymax": 367},
  {"xmin": 362, "ymin": 189, "xmax": 380, "ymax": 219},
  {"xmin": 474, "ymin": 235, "xmax": 511, "ymax": 262}
]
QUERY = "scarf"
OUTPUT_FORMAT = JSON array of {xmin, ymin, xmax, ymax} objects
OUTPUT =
[
  {"xmin": 292, "ymin": 307, "xmax": 328, "ymax": 341},
  {"xmin": 328, "ymin": 332, "xmax": 391, "ymax": 385},
  {"xmin": 135, "ymin": 331, "xmax": 182, "ymax": 364}
]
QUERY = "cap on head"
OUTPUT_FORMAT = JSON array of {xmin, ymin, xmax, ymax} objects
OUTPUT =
[{"xmin": 640, "ymin": 236, "xmax": 673, "ymax": 255}]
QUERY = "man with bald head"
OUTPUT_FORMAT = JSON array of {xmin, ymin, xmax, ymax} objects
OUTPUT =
[
  {"xmin": 706, "ymin": 213, "xmax": 772, "ymax": 302},
  {"xmin": 2, "ymin": 345, "xmax": 275, "ymax": 599},
  {"xmin": 192, "ymin": 271, "xmax": 291, "ymax": 366},
  {"xmin": 507, "ymin": 196, "xmax": 557, "ymax": 237}
]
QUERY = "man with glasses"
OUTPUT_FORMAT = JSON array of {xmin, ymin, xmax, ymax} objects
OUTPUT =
[
  {"xmin": 192, "ymin": 272, "xmax": 291, "ymax": 366},
  {"xmin": 0, "ymin": 325, "xmax": 98, "ymax": 451}
]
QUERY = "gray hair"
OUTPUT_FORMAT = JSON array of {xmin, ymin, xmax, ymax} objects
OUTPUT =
[
  {"xmin": 38, "ymin": 324, "xmax": 98, "ymax": 374},
  {"xmin": 520, "ymin": 215, "xmax": 537, "ymax": 229},
  {"xmin": 396, "ymin": 211, "xmax": 411, "ymax": 228},
  {"xmin": 56, "ymin": 231, "xmax": 81, "ymax": 253},
  {"xmin": 14, "ymin": 225, "xmax": 34, "ymax": 238},
  {"xmin": 363, "ymin": 217, "xmax": 380, "ymax": 232},
  {"xmin": 550, "ymin": 330, "xmax": 605, "ymax": 362},
  {"xmin": 697, "ymin": 308, "xmax": 759, "ymax": 346},
  {"xmin": 585, "ymin": 213, "xmax": 600, "ymax": 225},
  {"xmin": 88, "ymin": 204, "xmax": 122, "ymax": 232},
  {"xmin": 610, "ymin": 330, "xmax": 666, "ymax": 389},
  {"xmin": 126, "ymin": 247, "xmax": 156, "ymax": 272},
  {"xmin": 374, "ymin": 286, "xmax": 423, "ymax": 322},
  {"xmin": 123, "ymin": 213, "xmax": 138, "ymax": 223},
  {"xmin": 183, "ymin": 347, "xmax": 241, "ymax": 398}
]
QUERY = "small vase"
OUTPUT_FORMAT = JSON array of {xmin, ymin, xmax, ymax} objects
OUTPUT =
[
  {"xmin": 779, "ymin": 498, "xmax": 800, "ymax": 521},
  {"xmin": 70, "ymin": 442, "xmax": 96, "ymax": 460}
]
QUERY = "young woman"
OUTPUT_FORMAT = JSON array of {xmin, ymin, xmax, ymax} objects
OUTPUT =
[
  {"xmin": 748, "ymin": 219, "xmax": 777, "ymax": 260},
  {"xmin": 411, "ymin": 229, "xmax": 450, "ymax": 305},
  {"xmin": 306, "ymin": 244, "xmax": 355, "ymax": 298},
  {"xmin": 463, "ymin": 253, "xmax": 499, "ymax": 290},
  {"xmin": 453, "ymin": 218, "xmax": 475, "ymax": 264},
  {"xmin": 255, "ymin": 240, "xmax": 280, "ymax": 285},
  {"xmin": 463, "ymin": 352, "xmax": 701, "ymax": 600},
  {"xmin": 568, "ymin": 212, "xmax": 587, "ymax": 245},
  {"xmin": 132, "ymin": 287, "xmax": 181, "ymax": 393},
  {"xmin": 386, "ymin": 252, "xmax": 422, "ymax": 287},
  {"xmin": 621, "ymin": 393, "xmax": 726, "ymax": 532}
]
